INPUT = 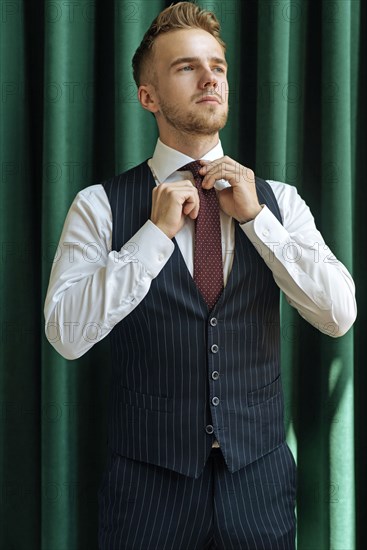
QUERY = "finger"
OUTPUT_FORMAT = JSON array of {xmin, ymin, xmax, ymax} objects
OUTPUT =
[
  {"xmin": 198, "ymin": 158, "xmax": 227, "ymax": 183},
  {"xmin": 183, "ymin": 201, "xmax": 198, "ymax": 218},
  {"xmin": 200, "ymin": 158, "xmax": 231, "ymax": 177},
  {"xmin": 159, "ymin": 180, "xmax": 195, "ymax": 193},
  {"xmin": 182, "ymin": 193, "xmax": 200, "ymax": 218},
  {"xmin": 203, "ymin": 161, "xmax": 253, "ymax": 184},
  {"xmin": 198, "ymin": 158, "xmax": 221, "ymax": 175},
  {"xmin": 187, "ymin": 200, "xmax": 200, "ymax": 219},
  {"xmin": 206, "ymin": 163, "xmax": 253, "ymax": 189},
  {"xmin": 202, "ymin": 164, "xmax": 237, "ymax": 188}
]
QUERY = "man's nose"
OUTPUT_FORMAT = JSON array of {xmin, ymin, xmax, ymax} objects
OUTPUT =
[{"xmin": 199, "ymin": 68, "xmax": 219, "ymax": 90}]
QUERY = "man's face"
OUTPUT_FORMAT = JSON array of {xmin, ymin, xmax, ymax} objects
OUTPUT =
[{"xmin": 147, "ymin": 28, "xmax": 229, "ymax": 136}]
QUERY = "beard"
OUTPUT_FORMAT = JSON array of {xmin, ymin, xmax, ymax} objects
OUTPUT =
[{"xmin": 157, "ymin": 94, "xmax": 228, "ymax": 135}]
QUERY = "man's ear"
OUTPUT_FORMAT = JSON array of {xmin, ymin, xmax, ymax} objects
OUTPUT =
[{"xmin": 138, "ymin": 84, "xmax": 159, "ymax": 114}]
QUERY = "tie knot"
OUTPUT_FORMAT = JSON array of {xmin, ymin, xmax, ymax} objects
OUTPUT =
[{"xmin": 177, "ymin": 160, "xmax": 203, "ymax": 181}]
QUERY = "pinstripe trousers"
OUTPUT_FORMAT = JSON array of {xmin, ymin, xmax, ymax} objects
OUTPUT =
[{"xmin": 98, "ymin": 442, "xmax": 297, "ymax": 550}]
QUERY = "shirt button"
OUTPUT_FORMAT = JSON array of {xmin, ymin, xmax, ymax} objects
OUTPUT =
[
  {"xmin": 205, "ymin": 424, "xmax": 214, "ymax": 434},
  {"xmin": 212, "ymin": 396, "xmax": 220, "ymax": 406},
  {"xmin": 158, "ymin": 254, "xmax": 164, "ymax": 261},
  {"xmin": 210, "ymin": 317, "xmax": 218, "ymax": 326},
  {"xmin": 262, "ymin": 229, "xmax": 270, "ymax": 237},
  {"xmin": 211, "ymin": 344, "xmax": 219, "ymax": 353},
  {"xmin": 212, "ymin": 371, "xmax": 219, "ymax": 380}
]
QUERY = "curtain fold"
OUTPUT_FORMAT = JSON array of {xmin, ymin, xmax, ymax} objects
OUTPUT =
[
  {"xmin": 320, "ymin": 2, "xmax": 356, "ymax": 548},
  {"xmin": 41, "ymin": 3, "xmax": 96, "ymax": 548},
  {"xmin": 0, "ymin": 0, "xmax": 42, "ymax": 547},
  {"xmin": 114, "ymin": 0, "xmax": 161, "ymax": 172},
  {"xmin": 0, "ymin": 1, "xmax": 364, "ymax": 548}
]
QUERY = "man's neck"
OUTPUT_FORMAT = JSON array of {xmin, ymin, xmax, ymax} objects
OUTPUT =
[{"xmin": 158, "ymin": 132, "xmax": 220, "ymax": 159}]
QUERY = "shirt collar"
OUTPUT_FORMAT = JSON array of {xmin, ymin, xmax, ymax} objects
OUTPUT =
[{"xmin": 149, "ymin": 137, "xmax": 224, "ymax": 183}]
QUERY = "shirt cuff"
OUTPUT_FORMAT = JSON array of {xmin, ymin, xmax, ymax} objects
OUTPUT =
[
  {"xmin": 119, "ymin": 219, "xmax": 175, "ymax": 278},
  {"xmin": 240, "ymin": 204, "xmax": 289, "ymax": 249}
]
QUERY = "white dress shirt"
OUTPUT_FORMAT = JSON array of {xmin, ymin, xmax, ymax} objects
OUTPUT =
[{"xmin": 44, "ymin": 137, "xmax": 357, "ymax": 360}]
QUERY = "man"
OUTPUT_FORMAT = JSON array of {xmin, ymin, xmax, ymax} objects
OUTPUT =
[{"xmin": 44, "ymin": 2, "xmax": 356, "ymax": 549}]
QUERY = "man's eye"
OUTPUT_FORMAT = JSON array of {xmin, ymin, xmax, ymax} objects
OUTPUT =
[
  {"xmin": 214, "ymin": 67, "xmax": 225, "ymax": 73},
  {"xmin": 180, "ymin": 66, "xmax": 193, "ymax": 71}
]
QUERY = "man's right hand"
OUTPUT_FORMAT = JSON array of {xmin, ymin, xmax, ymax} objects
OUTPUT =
[{"xmin": 150, "ymin": 181, "xmax": 200, "ymax": 239}]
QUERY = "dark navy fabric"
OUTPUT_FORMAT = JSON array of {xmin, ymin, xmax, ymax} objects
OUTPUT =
[
  {"xmin": 102, "ymin": 160, "xmax": 285, "ymax": 478},
  {"xmin": 100, "ymin": 160, "xmax": 296, "ymax": 548},
  {"xmin": 98, "ymin": 444, "xmax": 296, "ymax": 549}
]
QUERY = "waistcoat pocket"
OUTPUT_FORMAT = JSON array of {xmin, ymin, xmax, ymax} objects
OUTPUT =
[{"xmin": 247, "ymin": 375, "xmax": 281, "ymax": 406}]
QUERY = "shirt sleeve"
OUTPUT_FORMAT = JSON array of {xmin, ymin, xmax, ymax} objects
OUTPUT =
[
  {"xmin": 240, "ymin": 180, "xmax": 357, "ymax": 337},
  {"xmin": 43, "ymin": 184, "xmax": 174, "ymax": 360}
]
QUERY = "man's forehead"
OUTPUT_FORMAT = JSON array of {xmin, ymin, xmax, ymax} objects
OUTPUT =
[{"xmin": 153, "ymin": 28, "xmax": 225, "ymax": 63}]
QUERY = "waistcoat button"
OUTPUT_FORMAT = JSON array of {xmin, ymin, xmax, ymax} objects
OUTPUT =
[
  {"xmin": 205, "ymin": 424, "xmax": 214, "ymax": 434},
  {"xmin": 210, "ymin": 317, "xmax": 218, "ymax": 326},
  {"xmin": 212, "ymin": 396, "xmax": 220, "ymax": 406},
  {"xmin": 212, "ymin": 371, "xmax": 219, "ymax": 380},
  {"xmin": 211, "ymin": 344, "xmax": 219, "ymax": 353}
]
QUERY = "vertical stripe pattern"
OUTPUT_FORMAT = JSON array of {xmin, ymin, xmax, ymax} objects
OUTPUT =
[
  {"xmin": 99, "ymin": 160, "xmax": 296, "ymax": 547},
  {"xmin": 102, "ymin": 160, "xmax": 286, "ymax": 478},
  {"xmin": 98, "ymin": 443, "xmax": 296, "ymax": 549}
]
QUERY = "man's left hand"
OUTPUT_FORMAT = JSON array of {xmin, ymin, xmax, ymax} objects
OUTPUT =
[{"xmin": 198, "ymin": 156, "xmax": 262, "ymax": 223}]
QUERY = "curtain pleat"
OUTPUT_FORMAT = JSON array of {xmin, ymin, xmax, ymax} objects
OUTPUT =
[
  {"xmin": 0, "ymin": 1, "xmax": 41, "ymax": 547},
  {"xmin": 41, "ymin": 3, "xmax": 96, "ymax": 548},
  {"xmin": 320, "ymin": 3, "xmax": 356, "ymax": 548}
]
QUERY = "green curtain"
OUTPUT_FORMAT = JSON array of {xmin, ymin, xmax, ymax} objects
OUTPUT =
[{"xmin": 0, "ymin": 1, "xmax": 365, "ymax": 548}]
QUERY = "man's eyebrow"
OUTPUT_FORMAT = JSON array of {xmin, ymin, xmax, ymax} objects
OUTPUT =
[{"xmin": 169, "ymin": 56, "xmax": 228, "ymax": 69}]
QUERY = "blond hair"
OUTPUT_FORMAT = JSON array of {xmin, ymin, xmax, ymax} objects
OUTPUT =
[{"xmin": 132, "ymin": 1, "xmax": 226, "ymax": 87}]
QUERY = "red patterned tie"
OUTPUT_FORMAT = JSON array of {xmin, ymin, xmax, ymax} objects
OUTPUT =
[{"xmin": 178, "ymin": 160, "xmax": 224, "ymax": 310}]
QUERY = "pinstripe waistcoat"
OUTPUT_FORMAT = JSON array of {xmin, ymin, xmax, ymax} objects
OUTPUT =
[{"xmin": 102, "ymin": 160, "xmax": 285, "ymax": 479}]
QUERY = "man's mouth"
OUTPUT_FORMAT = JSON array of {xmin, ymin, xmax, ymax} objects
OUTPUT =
[{"xmin": 196, "ymin": 96, "xmax": 221, "ymax": 104}]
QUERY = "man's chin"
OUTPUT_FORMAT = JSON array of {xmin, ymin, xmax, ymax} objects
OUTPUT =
[
  {"xmin": 182, "ymin": 111, "xmax": 228, "ymax": 134},
  {"xmin": 193, "ymin": 124, "xmax": 226, "ymax": 136},
  {"xmin": 161, "ymin": 107, "xmax": 228, "ymax": 135},
  {"xmin": 194, "ymin": 116, "xmax": 228, "ymax": 134}
]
